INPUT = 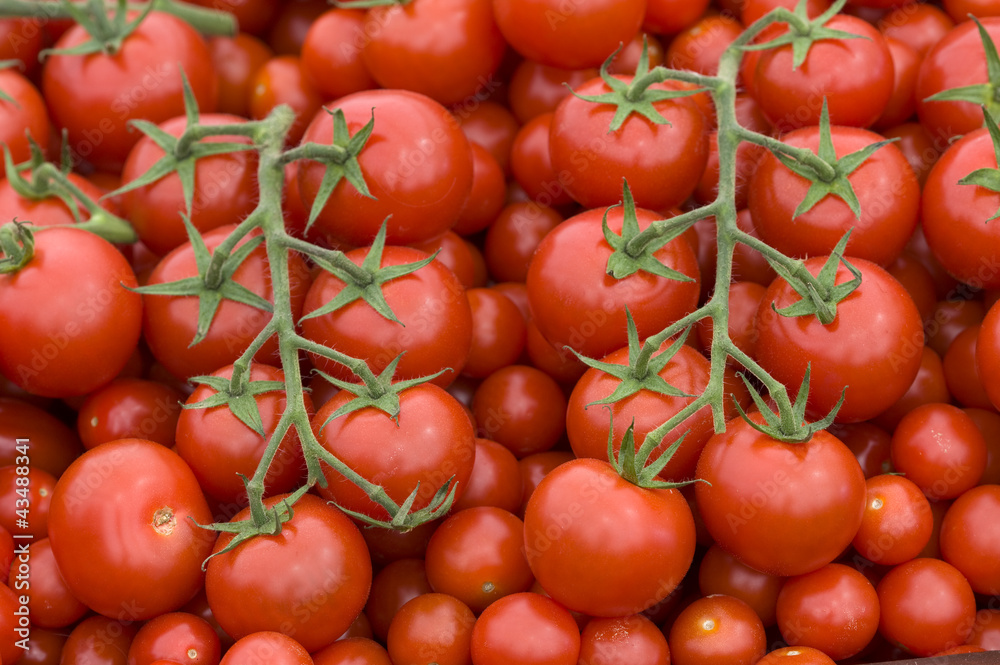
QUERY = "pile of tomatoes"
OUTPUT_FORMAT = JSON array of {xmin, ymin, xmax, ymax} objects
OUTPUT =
[{"xmin": 2, "ymin": 0, "xmax": 1000, "ymax": 663}]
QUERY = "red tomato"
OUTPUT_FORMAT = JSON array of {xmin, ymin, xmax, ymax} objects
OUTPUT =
[
  {"xmin": 753, "ymin": 15, "xmax": 893, "ymax": 131},
  {"xmin": 300, "ymin": 9, "xmax": 376, "ymax": 101},
  {"xmin": 313, "ymin": 637, "xmax": 390, "ymax": 665},
  {"xmin": 41, "ymin": 12, "xmax": 217, "ymax": 172},
  {"xmin": 0, "ymin": 69, "xmax": 49, "ymax": 180},
  {"xmin": 754, "ymin": 257, "xmax": 923, "ymax": 423},
  {"xmin": 386, "ymin": 593, "xmax": 475, "ymax": 665},
  {"xmin": 698, "ymin": 544, "xmax": 785, "ymax": 627},
  {"xmin": 874, "ymin": 37, "xmax": 920, "ymax": 130},
  {"xmin": 471, "ymin": 365, "xmax": 566, "ymax": 458},
  {"xmin": 666, "ymin": 14, "xmax": 743, "ymax": 77},
  {"xmin": 484, "ymin": 202, "xmax": 563, "ymax": 283},
  {"xmin": 119, "ymin": 114, "xmax": 259, "ymax": 256},
  {"xmin": 526, "ymin": 205, "xmax": 699, "ymax": 360},
  {"xmin": 877, "ymin": 3, "xmax": 954, "ymax": 57},
  {"xmin": 219, "ymin": 632, "xmax": 313, "ymax": 665},
  {"xmin": 248, "ymin": 55, "xmax": 322, "ymax": 147},
  {"xmin": 668, "ymin": 595, "xmax": 767, "ymax": 665},
  {"xmin": 507, "ymin": 60, "xmax": 597, "ymax": 124},
  {"xmin": 300, "ymin": 245, "xmax": 472, "ymax": 388},
  {"xmin": 142, "ymin": 225, "xmax": 311, "ymax": 380},
  {"xmin": 77, "ymin": 378, "xmax": 183, "ymax": 450},
  {"xmin": 453, "ymin": 144, "xmax": 507, "ymax": 237},
  {"xmin": 469, "ymin": 592, "xmax": 580, "ymax": 665},
  {"xmin": 891, "ymin": 403, "xmax": 987, "ymax": 500},
  {"xmin": 0, "ymin": 465, "xmax": 53, "ymax": 540},
  {"xmin": 60, "ymin": 615, "xmax": 140, "ymax": 665},
  {"xmin": 755, "ymin": 646, "xmax": 836, "ymax": 665},
  {"xmin": 876, "ymin": 558, "xmax": 976, "ymax": 656},
  {"xmin": 298, "ymin": 89, "xmax": 474, "ymax": 247},
  {"xmin": 939, "ymin": 484, "xmax": 1000, "ymax": 595},
  {"xmin": 523, "ymin": 458, "xmax": 695, "ymax": 617},
  {"xmin": 313, "ymin": 384, "xmax": 476, "ymax": 521},
  {"xmin": 492, "ymin": 0, "xmax": 644, "ymax": 70},
  {"xmin": 578, "ymin": 614, "xmax": 669, "ymax": 665},
  {"xmin": 508, "ymin": 112, "xmax": 575, "ymax": 207},
  {"xmin": 361, "ymin": 0, "xmax": 506, "ymax": 106},
  {"xmin": 208, "ymin": 33, "xmax": 273, "ymax": 118},
  {"xmin": 0, "ymin": 227, "xmax": 142, "ymax": 398},
  {"xmin": 0, "ymin": 398, "xmax": 81, "ymax": 476},
  {"xmin": 365, "ymin": 559, "xmax": 432, "ymax": 642},
  {"xmin": 462, "ymin": 288, "xmax": 527, "ymax": 379},
  {"xmin": 206, "ymin": 494, "xmax": 371, "ymax": 653},
  {"xmin": 454, "ymin": 100, "xmax": 520, "ymax": 174},
  {"xmin": 695, "ymin": 413, "xmax": 867, "ymax": 577},
  {"xmin": 126, "ymin": 612, "xmax": 220, "ymax": 665},
  {"xmin": 549, "ymin": 76, "xmax": 708, "ymax": 211},
  {"xmin": 853, "ymin": 474, "xmax": 933, "ymax": 567},
  {"xmin": 872, "ymin": 346, "xmax": 950, "ymax": 432},
  {"xmin": 9, "ymin": 538, "xmax": 86, "ymax": 629},
  {"xmin": 48, "ymin": 439, "xmax": 215, "ymax": 619}
]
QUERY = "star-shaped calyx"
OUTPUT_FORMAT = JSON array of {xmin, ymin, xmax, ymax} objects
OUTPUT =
[
  {"xmin": 606, "ymin": 414, "xmax": 701, "ymax": 490},
  {"xmin": 771, "ymin": 99, "xmax": 896, "ymax": 220},
  {"xmin": 41, "ymin": 0, "xmax": 155, "ymax": 57},
  {"xmin": 299, "ymin": 220, "xmax": 436, "ymax": 325},
  {"xmin": 741, "ymin": 0, "xmax": 860, "ymax": 69},
  {"xmin": 184, "ymin": 368, "xmax": 285, "ymax": 437},
  {"xmin": 603, "ymin": 180, "xmax": 698, "ymax": 281},
  {"xmin": 924, "ymin": 16, "xmax": 1000, "ymax": 121},
  {"xmin": 958, "ymin": 106, "xmax": 1000, "ymax": 221},
  {"xmin": 766, "ymin": 230, "xmax": 862, "ymax": 325},
  {"xmin": 569, "ymin": 308, "xmax": 693, "ymax": 407},
  {"xmin": 569, "ymin": 38, "xmax": 704, "ymax": 132},
  {"xmin": 108, "ymin": 70, "xmax": 255, "ymax": 218},
  {"xmin": 131, "ymin": 216, "xmax": 273, "ymax": 346},
  {"xmin": 732, "ymin": 365, "xmax": 845, "ymax": 443},
  {"xmin": 303, "ymin": 106, "xmax": 376, "ymax": 230}
]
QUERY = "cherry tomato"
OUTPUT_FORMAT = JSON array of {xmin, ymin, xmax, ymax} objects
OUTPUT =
[
  {"xmin": 471, "ymin": 365, "xmax": 567, "ymax": 458},
  {"xmin": 126, "ymin": 612, "xmax": 221, "ymax": 665},
  {"xmin": 698, "ymin": 544, "xmax": 785, "ymax": 627},
  {"xmin": 60, "ymin": 615, "xmax": 140, "ymax": 665},
  {"xmin": 0, "ymin": 398, "xmax": 81, "ymax": 476},
  {"xmin": 668, "ymin": 594, "xmax": 767, "ymax": 665},
  {"xmin": 939, "ymin": 484, "xmax": 1000, "ymax": 595},
  {"xmin": 77, "ymin": 378, "xmax": 183, "ymax": 450},
  {"xmin": 386, "ymin": 593, "xmax": 475, "ymax": 665},
  {"xmin": 366, "ymin": 559, "xmax": 432, "ymax": 642},
  {"xmin": 469, "ymin": 592, "xmax": 581, "ymax": 665},
  {"xmin": 209, "ymin": 33, "xmax": 274, "ymax": 118},
  {"xmin": 0, "ymin": 69, "xmax": 49, "ymax": 180},
  {"xmin": 300, "ymin": 9, "xmax": 376, "ymax": 101},
  {"xmin": 453, "ymin": 438, "xmax": 523, "ymax": 514},
  {"xmin": 578, "ymin": 614, "xmax": 669, "ymax": 665},
  {"xmin": 218, "ymin": 632, "xmax": 313, "ymax": 665}
]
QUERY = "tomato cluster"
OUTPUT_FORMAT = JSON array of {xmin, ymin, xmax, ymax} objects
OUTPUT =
[{"xmin": 3, "ymin": 0, "xmax": 1000, "ymax": 664}]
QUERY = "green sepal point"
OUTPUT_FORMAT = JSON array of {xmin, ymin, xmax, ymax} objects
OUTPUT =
[
  {"xmin": 40, "ymin": 0, "xmax": 155, "ymax": 58},
  {"xmin": 958, "ymin": 106, "xmax": 1000, "ymax": 221},
  {"xmin": 0, "ymin": 219, "xmax": 35, "ymax": 274},
  {"xmin": 606, "ymin": 411, "xmax": 703, "ymax": 490},
  {"xmin": 766, "ymin": 229, "xmax": 861, "ymax": 325},
  {"xmin": 924, "ymin": 16, "xmax": 1000, "ymax": 122},
  {"xmin": 732, "ymin": 364, "xmax": 845, "ymax": 443},
  {"xmin": 304, "ymin": 107, "xmax": 376, "ymax": 231},
  {"xmin": 184, "ymin": 371, "xmax": 285, "ymax": 437},
  {"xmin": 740, "ymin": 0, "xmax": 861, "ymax": 69}
]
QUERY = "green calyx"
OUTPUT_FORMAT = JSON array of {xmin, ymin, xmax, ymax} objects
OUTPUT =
[
  {"xmin": 107, "ymin": 71, "xmax": 256, "ymax": 219},
  {"xmin": 570, "ymin": 38, "xmax": 704, "ymax": 133},
  {"xmin": 741, "ymin": 0, "xmax": 860, "ymax": 69},
  {"xmin": 2, "ymin": 138, "xmax": 136, "ymax": 244},
  {"xmin": 299, "ymin": 220, "xmax": 436, "ymax": 325},
  {"xmin": 732, "ymin": 364, "xmax": 844, "ymax": 443},
  {"xmin": 766, "ymin": 230, "xmax": 861, "ymax": 325},
  {"xmin": 772, "ymin": 99, "xmax": 896, "ymax": 220},
  {"xmin": 603, "ymin": 180, "xmax": 698, "ymax": 281},
  {"xmin": 924, "ymin": 16, "xmax": 1000, "ymax": 119},
  {"xmin": 283, "ymin": 107, "xmax": 376, "ymax": 232},
  {"xmin": 0, "ymin": 219, "xmax": 34, "ymax": 273},
  {"xmin": 606, "ymin": 412, "xmax": 702, "ymax": 490},
  {"xmin": 131, "ymin": 216, "xmax": 272, "ymax": 346},
  {"xmin": 958, "ymin": 106, "xmax": 1000, "ymax": 221},
  {"xmin": 570, "ymin": 308, "xmax": 692, "ymax": 407},
  {"xmin": 333, "ymin": 474, "xmax": 457, "ymax": 531},
  {"xmin": 184, "ymin": 370, "xmax": 286, "ymax": 438}
]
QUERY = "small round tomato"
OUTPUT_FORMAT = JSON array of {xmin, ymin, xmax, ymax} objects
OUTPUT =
[
  {"xmin": 48, "ymin": 439, "xmax": 215, "ymax": 620},
  {"xmin": 578, "ymin": 614, "xmax": 669, "ymax": 665},
  {"xmin": 470, "ymin": 592, "xmax": 580, "ymax": 665},
  {"xmin": 0, "ymin": 465, "xmax": 53, "ymax": 540},
  {"xmin": 699, "ymin": 544, "xmax": 785, "ymax": 627},
  {"xmin": 387, "ymin": 593, "xmax": 475, "ymax": 665},
  {"xmin": 939, "ymin": 484, "xmax": 1000, "ymax": 595},
  {"xmin": 695, "ymin": 413, "xmax": 867, "ymax": 577},
  {"xmin": 462, "ymin": 288, "xmax": 527, "ymax": 379},
  {"xmin": 300, "ymin": 9, "xmax": 376, "ymax": 101},
  {"xmin": 471, "ymin": 365, "xmax": 566, "ymax": 458},
  {"xmin": 891, "ymin": 403, "xmax": 986, "ymax": 500},
  {"xmin": 492, "ymin": 0, "xmax": 644, "ymax": 70},
  {"xmin": 10, "ymin": 538, "xmax": 87, "ymax": 629},
  {"xmin": 523, "ymin": 458, "xmax": 695, "ymax": 617},
  {"xmin": 248, "ymin": 55, "xmax": 322, "ymax": 146},
  {"xmin": 756, "ymin": 646, "xmax": 836, "ymax": 665},
  {"xmin": 60, "ymin": 616, "xmax": 140, "ymax": 665},
  {"xmin": 313, "ymin": 384, "xmax": 476, "ymax": 521},
  {"xmin": 754, "ymin": 257, "xmax": 923, "ymax": 424},
  {"xmin": 507, "ymin": 60, "xmax": 596, "ymax": 124},
  {"xmin": 0, "ymin": 227, "xmax": 142, "ymax": 398},
  {"xmin": 876, "ymin": 558, "xmax": 976, "ymax": 656},
  {"xmin": 219, "ymin": 632, "xmax": 312, "ymax": 665},
  {"xmin": 425, "ymin": 507, "xmax": 534, "ymax": 614},
  {"xmin": 0, "ymin": 398, "xmax": 81, "ymax": 476},
  {"xmin": 77, "ymin": 378, "xmax": 183, "ymax": 450},
  {"xmin": 484, "ymin": 202, "xmax": 563, "ymax": 283},
  {"xmin": 313, "ymin": 637, "xmax": 391, "ymax": 665},
  {"xmin": 206, "ymin": 494, "xmax": 371, "ymax": 653},
  {"xmin": 0, "ymin": 69, "xmax": 49, "ymax": 180},
  {"xmin": 853, "ymin": 474, "xmax": 933, "ymax": 567},
  {"xmin": 668, "ymin": 595, "xmax": 767, "ymax": 665},
  {"xmin": 452, "ymin": 439, "xmax": 524, "ymax": 515},
  {"xmin": 366, "ymin": 559, "xmax": 432, "ymax": 642},
  {"xmin": 126, "ymin": 611, "xmax": 221, "ymax": 665},
  {"xmin": 453, "ymin": 144, "xmax": 507, "ymax": 237},
  {"xmin": 209, "ymin": 33, "xmax": 273, "ymax": 118},
  {"xmin": 877, "ymin": 3, "xmax": 954, "ymax": 58},
  {"xmin": 298, "ymin": 89, "xmax": 474, "ymax": 247},
  {"xmin": 454, "ymin": 100, "xmax": 520, "ymax": 174}
]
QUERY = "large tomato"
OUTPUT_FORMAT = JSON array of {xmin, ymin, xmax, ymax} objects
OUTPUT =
[
  {"xmin": 312, "ymin": 384, "xmax": 476, "ymax": 522},
  {"xmin": 41, "ymin": 11, "xmax": 218, "ymax": 172},
  {"xmin": 0, "ymin": 227, "xmax": 142, "ymax": 398},
  {"xmin": 47, "ymin": 439, "xmax": 215, "ymax": 620},
  {"xmin": 923, "ymin": 126, "xmax": 1000, "ymax": 289},
  {"xmin": 549, "ymin": 76, "xmax": 708, "ymax": 211},
  {"xmin": 523, "ymin": 458, "xmax": 695, "ymax": 617},
  {"xmin": 748, "ymin": 125, "xmax": 920, "ymax": 267},
  {"xmin": 695, "ymin": 413, "xmax": 867, "ymax": 577},
  {"xmin": 754, "ymin": 256, "xmax": 924, "ymax": 423},
  {"xmin": 526, "ymin": 205, "xmax": 700, "ymax": 360},
  {"xmin": 297, "ymin": 89, "xmax": 474, "ymax": 247},
  {"xmin": 206, "ymin": 493, "xmax": 371, "ymax": 653}
]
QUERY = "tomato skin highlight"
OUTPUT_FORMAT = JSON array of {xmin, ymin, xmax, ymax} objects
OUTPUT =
[
  {"xmin": 0, "ymin": 228, "xmax": 142, "ymax": 398},
  {"xmin": 523, "ymin": 458, "xmax": 695, "ymax": 617}
]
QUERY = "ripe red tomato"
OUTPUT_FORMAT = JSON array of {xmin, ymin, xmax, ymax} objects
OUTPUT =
[
  {"xmin": 523, "ymin": 458, "xmax": 695, "ymax": 617},
  {"xmin": 248, "ymin": 55, "xmax": 322, "ymax": 147},
  {"xmin": 549, "ymin": 76, "xmax": 708, "ymax": 211},
  {"xmin": 754, "ymin": 257, "xmax": 923, "ymax": 424},
  {"xmin": 470, "ymin": 592, "xmax": 580, "ymax": 665},
  {"xmin": 119, "ymin": 113, "xmax": 259, "ymax": 256},
  {"xmin": 853, "ymin": 474, "xmax": 933, "ymax": 567},
  {"xmin": 126, "ymin": 611, "xmax": 221, "ymax": 665},
  {"xmin": 208, "ymin": 33, "xmax": 273, "ymax": 118},
  {"xmin": 0, "ymin": 398, "xmax": 82, "ymax": 476},
  {"xmin": 748, "ymin": 125, "xmax": 919, "ymax": 267},
  {"xmin": 492, "ymin": 0, "xmax": 644, "ymax": 70},
  {"xmin": 698, "ymin": 544, "xmax": 785, "ymax": 627},
  {"xmin": 298, "ymin": 89, "xmax": 474, "ymax": 247},
  {"xmin": 301, "ymin": 246, "xmax": 473, "ymax": 389},
  {"xmin": 939, "ymin": 484, "xmax": 1000, "ymax": 595},
  {"xmin": 361, "ymin": 0, "xmax": 506, "ymax": 106},
  {"xmin": 219, "ymin": 632, "xmax": 312, "ymax": 665},
  {"xmin": 10, "ymin": 538, "xmax": 87, "ymax": 630},
  {"xmin": 0, "ymin": 69, "xmax": 49, "ymax": 180},
  {"xmin": 471, "ymin": 365, "xmax": 567, "ymax": 458},
  {"xmin": 695, "ymin": 413, "xmax": 866, "ymax": 577},
  {"xmin": 526, "ymin": 205, "xmax": 700, "ymax": 360},
  {"xmin": 206, "ymin": 494, "xmax": 371, "ymax": 653},
  {"xmin": 312, "ymin": 384, "xmax": 476, "ymax": 521},
  {"xmin": 300, "ymin": 9, "xmax": 376, "ymax": 101},
  {"xmin": 48, "ymin": 439, "xmax": 215, "ymax": 620},
  {"xmin": 0, "ymin": 227, "xmax": 142, "ymax": 398},
  {"xmin": 668, "ymin": 595, "xmax": 767, "ymax": 665},
  {"xmin": 77, "ymin": 378, "xmax": 184, "ymax": 450},
  {"xmin": 386, "ymin": 593, "xmax": 475, "ymax": 665},
  {"xmin": 41, "ymin": 11, "xmax": 218, "ymax": 172}
]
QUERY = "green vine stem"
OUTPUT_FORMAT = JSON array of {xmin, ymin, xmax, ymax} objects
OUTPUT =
[{"xmin": 0, "ymin": 0, "xmax": 236, "ymax": 36}]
